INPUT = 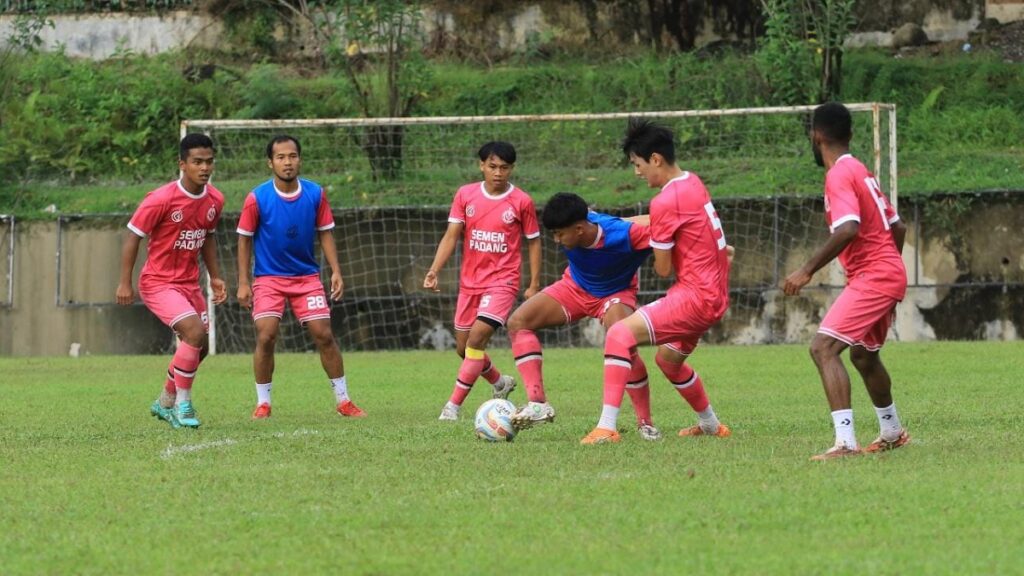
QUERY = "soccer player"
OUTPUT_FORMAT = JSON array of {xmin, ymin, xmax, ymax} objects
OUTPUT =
[
  {"xmin": 237, "ymin": 135, "xmax": 365, "ymax": 419},
  {"xmin": 116, "ymin": 133, "xmax": 226, "ymax": 429},
  {"xmin": 507, "ymin": 192, "xmax": 663, "ymax": 440},
  {"xmin": 783, "ymin": 102, "xmax": 909, "ymax": 461},
  {"xmin": 581, "ymin": 119, "xmax": 732, "ymax": 445},
  {"xmin": 424, "ymin": 141, "xmax": 542, "ymax": 421}
]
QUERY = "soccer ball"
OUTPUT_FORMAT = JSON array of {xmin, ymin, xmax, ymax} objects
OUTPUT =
[{"xmin": 474, "ymin": 398, "xmax": 516, "ymax": 442}]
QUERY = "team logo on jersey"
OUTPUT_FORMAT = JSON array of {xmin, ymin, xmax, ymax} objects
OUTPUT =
[
  {"xmin": 466, "ymin": 204, "xmax": 475, "ymax": 218},
  {"xmin": 207, "ymin": 206, "xmax": 217, "ymax": 221},
  {"xmin": 501, "ymin": 207, "xmax": 516, "ymax": 224},
  {"xmin": 171, "ymin": 209, "xmax": 184, "ymax": 223}
]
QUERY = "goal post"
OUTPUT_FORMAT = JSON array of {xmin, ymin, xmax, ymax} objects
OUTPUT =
[{"xmin": 183, "ymin": 103, "xmax": 897, "ymax": 353}]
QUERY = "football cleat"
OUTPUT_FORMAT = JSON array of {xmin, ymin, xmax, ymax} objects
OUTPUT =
[
  {"xmin": 864, "ymin": 429, "xmax": 910, "ymax": 453},
  {"xmin": 150, "ymin": 400, "xmax": 175, "ymax": 426},
  {"xmin": 171, "ymin": 401, "xmax": 201, "ymax": 429},
  {"xmin": 438, "ymin": 402, "xmax": 460, "ymax": 421},
  {"xmin": 252, "ymin": 403, "xmax": 272, "ymax": 419},
  {"xmin": 491, "ymin": 375, "xmax": 516, "ymax": 400},
  {"xmin": 678, "ymin": 423, "xmax": 731, "ymax": 438},
  {"xmin": 810, "ymin": 444, "xmax": 863, "ymax": 461},
  {"xmin": 336, "ymin": 400, "xmax": 367, "ymax": 418},
  {"xmin": 637, "ymin": 421, "xmax": 663, "ymax": 441},
  {"xmin": 511, "ymin": 401, "xmax": 556, "ymax": 431},
  {"xmin": 580, "ymin": 427, "xmax": 621, "ymax": 445}
]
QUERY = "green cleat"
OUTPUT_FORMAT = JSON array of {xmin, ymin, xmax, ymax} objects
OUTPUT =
[
  {"xmin": 171, "ymin": 401, "xmax": 201, "ymax": 429},
  {"xmin": 150, "ymin": 400, "xmax": 176, "ymax": 427}
]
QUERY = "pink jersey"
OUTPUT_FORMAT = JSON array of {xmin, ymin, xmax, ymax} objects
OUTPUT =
[
  {"xmin": 448, "ymin": 182, "xmax": 540, "ymax": 293},
  {"xmin": 824, "ymin": 154, "xmax": 906, "ymax": 299},
  {"xmin": 648, "ymin": 172, "xmax": 730, "ymax": 318},
  {"xmin": 128, "ymin": 180, "xmax": 224, "ymax": 286}
]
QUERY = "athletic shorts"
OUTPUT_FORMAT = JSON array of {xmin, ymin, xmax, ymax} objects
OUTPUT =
[
  {"xmin": 542, "ymin": 274, "xmax": 638, "ymax": 324},
  {"xmin": 252, "ymin": 274, "xmax": 331, "ymax": 324},
  {"xmin": 139, "ymin": 281, "xmax": 208, "ymax": 332},
  {"xmin": 454, "ymin": 287, "xmax": 518, "ymax": 331},
  {"xmin": 637, "ymin": 287, "xmax": 722, "ymax": 355},
  {"xmin": 818, "ymin": 282, "xmax": 899, "ymax": 352}
]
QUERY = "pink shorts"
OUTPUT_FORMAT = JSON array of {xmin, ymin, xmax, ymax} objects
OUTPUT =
[
  {"xmin": 637, "ymin": 287, "xmax": 722, "ymax": 355},
  {"xmin": 819, "ymin": 283, "xmax": 899, "ymax": 351},
  {"xmin": 139, "ymin": 282, "xmax": 208, "ymax": 332},
  {"xmin": 252, "ymin": 274, "xmax": 331, "ymax": 324},
  {"xmin": 542, "ymin": 274, "xmax": 638, "ymax": 323},
  {"xmin": 454, "ymin": 287, "xmax": 518, "ymax": 331}
]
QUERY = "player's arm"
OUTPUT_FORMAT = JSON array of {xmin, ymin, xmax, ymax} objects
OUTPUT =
[
  {"xmin": 319, "ymin": 229, "xmax": 344, "ymax": 301},
  {"xmin": 201, "ymin": 235, "xmax": 227, "ymax": 305},
  {"xmin": 624, "ymin": 214, "xmax": 651, "ymax": 226},
  {"xmin": 236, "ymin": 234, "xmax": 253, "ymax": 308},
  {"xmin": 653, "ymin": 248, "xmax": 673, "ymax": 278},
  {"xmin": 891, "ymin": 219, "xmax": 907, "ymax": 255},
  {"xmin": 116, "ymin": 231, "xmax": 142, "ymax": 305},
  {"xmin": 524, "ymin": 236, "xmax": 542, "ymax": 299},
  {"xmin": 424, "ymin": 221, "xmax": 463, "ymax": 292},
  {"xmin": 783, "ymin": 220, "xmax": 859, "ymax": 295}
]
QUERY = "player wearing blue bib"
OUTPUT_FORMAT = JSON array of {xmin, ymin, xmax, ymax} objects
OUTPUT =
[
  {"xmin": 506, "ymin": 192, "xmax": 662, "ymax": 439},
  {"xmin": 237, "ymin": 135, "xmax": 366, "ymax": 420}
]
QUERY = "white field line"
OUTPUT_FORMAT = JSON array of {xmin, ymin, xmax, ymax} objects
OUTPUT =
[{"xmin": 159, "ymin": 429, "xmax": 322, "ymax": 459}]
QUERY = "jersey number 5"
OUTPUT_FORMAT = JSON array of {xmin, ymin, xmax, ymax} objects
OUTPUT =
[{"xmin": 703, "ymin": 201, "xmax": 727, "ymax": 250}]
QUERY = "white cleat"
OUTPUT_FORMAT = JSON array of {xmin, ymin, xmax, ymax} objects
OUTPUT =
[
  {"xmin": 637, "ymin": 422, "xmax": 663, "ymax": 441},
  {"xmin": 438, "ymin": 402, "xmax": 460, "ymax": 421},
  {"xmin": 511, "ymin": 401, "xmax": 556, "ymax": 431},
  {"xmin": 491, "ymin": 375, "xmax": 516, "ymax": 400}
]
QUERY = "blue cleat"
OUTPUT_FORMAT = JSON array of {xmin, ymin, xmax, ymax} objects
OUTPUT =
[
  {"xmin": 150, "ymin": 400, "xmax": 176, "ymax": 427},
  {"xmin": 171, "ymin": 401, "xmax": 201, "ymax": 428}
]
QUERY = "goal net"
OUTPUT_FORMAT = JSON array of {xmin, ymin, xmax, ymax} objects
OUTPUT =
[{"xmin": 183, "ymin": 103, "xmax": 896, "ymax": 353}]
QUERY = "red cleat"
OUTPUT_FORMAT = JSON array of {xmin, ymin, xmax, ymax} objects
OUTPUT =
[
  {"xmin": 252, "ymin": 403, "xmax": 272, "ymax": 419},
  {"xmin": 810, "ymin": 444, "xmax": 863, "ymax": 461},
  {"xmin": 864, "ymin": 429, "xmax": 910, "ymax": 453},
  {"xmin": 580, "ymin": 427, "xmax": 621, "ymax": 445},
  {"xmin": 336, "ymin": 400, "xmax": 367, "ymax": 418},
  {"xmin": 678, "ymin": 423, "xmax": 731, "ymax": 438}
]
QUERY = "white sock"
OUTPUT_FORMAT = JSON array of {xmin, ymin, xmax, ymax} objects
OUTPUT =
[
  {"xmin": 175, "ymin": 387, "xmax": 191, "ymax": 404},
  {"xmin": 597, "ymin": 404, "xmax": 620, "ymax": 431},
  {"xmin": 698, "ymin": 405, "xmax": 721, "ymax": 432},
  {"xmin": 330, "ymin": 376, "xmax": 349, "ymax": 403},
  {"xmin": 444, "ymin": 401, "xmax": 460, "ymax": 413},
  {"xmin": 256, "ymin": 382, "xmax": 272, "ymax": 405},
  {"xmin": 831, "ymin": 409, "xmax": 857, "ymax": 449},
  {"xmin": 874, "ymin": 403, "xmax": 903, "ymax": 441}
]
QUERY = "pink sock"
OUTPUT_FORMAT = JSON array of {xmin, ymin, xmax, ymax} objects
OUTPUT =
[
  {"xmin": 656, "ymin": 355, "xmax": 709, "ymax": 413},
  {"xmin": 602, "ymin": 323, "xmax": 637, "ymax": 409},
  {"xmin": 511, "ymin": 329, "xmax": 545, "ymax": 402},
  {"xmin": 480, "ymin": 354, "xmax": 501, "ymax": 385},
  {"xmin": 163, "ymin": 365, "xmax": 176, "ymax": 395},
  {"xmin": 172, "ymin": 341, "xmax": 202, "ymax": 391},
  {"xmin": 625, "ymin": 356, "xmax": 652, "ymax": 424},
  {"xmin": 449, "ymin": 352, "xmax": 486, "ymax": 406}
]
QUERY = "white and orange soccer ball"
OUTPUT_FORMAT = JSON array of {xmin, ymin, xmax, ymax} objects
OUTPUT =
[{"xmin": 474, "ymin": 399, "xmax": 516, "ymax": 442}]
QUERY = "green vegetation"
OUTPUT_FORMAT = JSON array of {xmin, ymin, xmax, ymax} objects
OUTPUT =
[
  {"xmin": 1, "ymin": 342, "xmax": 1022, "ymax": 573},
  {"xmin": 1, "ymin": 49, "xmax": 1022, "ymax": 216}
]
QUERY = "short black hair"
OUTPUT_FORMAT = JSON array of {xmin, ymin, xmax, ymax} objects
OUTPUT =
[
  {"xmin": 266, "ymin": 135, "xmax": 302, "ymax": 159},
  {"xmin": 812, "ymin": 102, "xmax": 853, "ymax": 144},
  {"xmin": 478, "ymin": 141, "xmax": 516, "ymax": 164},
  {"xmin": 542, "ymin": 192, "xmax": 589, "ymax": 230},
  {"xmin": 180, "ymin": 133, "xmax": 214, "ymax": 160},
  {"xmin": 621, "ymin": 117, "xmax": 676, "ymax": 164}
]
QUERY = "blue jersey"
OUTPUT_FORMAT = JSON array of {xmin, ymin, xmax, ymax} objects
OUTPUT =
[
  {"xmin": 239, "ymin": 178, "xmax": 334, "ymax": 277},
  {"xmin": 564, "ymin": 212, "xmax": 652, "ymax": 297}
]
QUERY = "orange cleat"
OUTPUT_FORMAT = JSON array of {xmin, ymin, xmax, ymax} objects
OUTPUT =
[
  {"xmin": 864, "ymin": 429, "xmax": 910, "ymax": 453},
  {"xmin": 810, "ymin": 444, "xmax": 863, "ymax": 461},
  {"xmin": 336, "ymin": 400, "xmax": 367, "ymax": 418},
  {"xmin": 580, "ymin": 427, "xmax": 621, "ymax": 445},
  {"xmin": 252, "ymin": 403, "xmax": 272, "ymax": 419},
  {"xmin": 678, "ymin": 423, "xmax": 731, "ymax": 438}
]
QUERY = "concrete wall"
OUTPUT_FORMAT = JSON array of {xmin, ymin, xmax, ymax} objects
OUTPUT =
[{"xmin": 1, "ymin": 193, "xmax": 1021, "ymax": 357}]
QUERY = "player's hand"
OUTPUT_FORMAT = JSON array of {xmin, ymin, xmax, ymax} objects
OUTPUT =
[
  {"xmin": 237, "ymin": 283, "xmax": 252, "ymax": 309},
  {"xmin": 783, "ymin": 268, "xmax": 811, "ymax": 296},
  {"xmin": 115, "ymin": 282, "xmax": 135, "ymax": 306},
  {"xmin": 523, "ymin": 284, "xmax": 539, "ymax": 300},
  {"xmin": 725, "ymin": 245, "xmax": 735, "ymax": 266},
  {"xmin": 210, "ymin": 277, "xmax": 227, "ymax": 305},
  {"xmin": 330, "ymin": 272, "xmax": 344, "ymax": 301},
  {"xmin": 423, "ymin": 270, "xmax": 440, "ymax": 292}
]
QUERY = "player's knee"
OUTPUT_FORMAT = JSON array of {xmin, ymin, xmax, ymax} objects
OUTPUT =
[
  {"xmin": 507, "ymin": 313, "xmax": 525, "ymax": 333},
  {"xmin": 809, "ymin": 335, "xmax": 837, "ymax": 364},
  {"xmin": 309, "ymin": 327, "xmax": 336, "ymax": 350},
  {"xmin": 256, "ymin": 329, "xmax": 277, "ymax": 349},
  {"xmin": 849, "ymin": 347, "xmax": 877, "ymax": 372},
  {"xmin": 605, "ymin": 321, "xmax": 633, "ymax": 350}
]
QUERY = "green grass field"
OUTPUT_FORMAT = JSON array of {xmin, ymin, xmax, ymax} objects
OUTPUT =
[{"xmin": 1, "ymin": 342, "xmax": 1022, "ymax": 574}]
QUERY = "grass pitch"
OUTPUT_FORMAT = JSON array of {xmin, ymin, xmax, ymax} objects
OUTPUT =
[{"xmin": 1, "ymin": 342, "xmax": 1022, "ymax": 575}]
